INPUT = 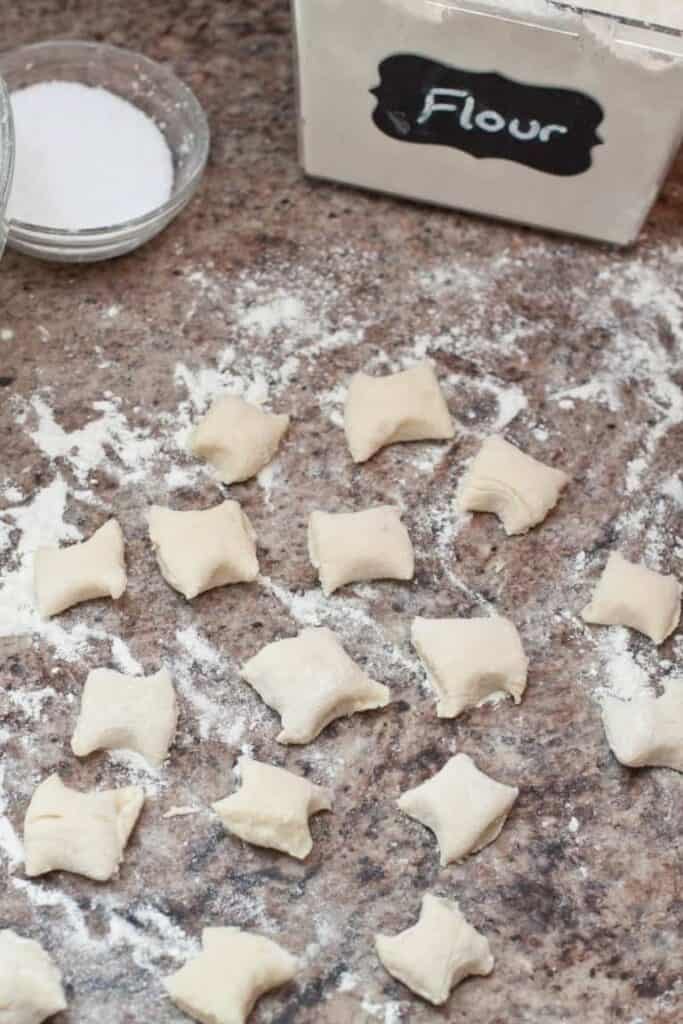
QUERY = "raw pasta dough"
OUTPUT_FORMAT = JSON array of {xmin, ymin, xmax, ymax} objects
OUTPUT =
[
  {"xmin": 344, "ymin": 362, "xmax": 455, "ymax": 463},
  {"xmin": 0, "ymin": 930, "xmax": 67, "ymax": 1024},
  {"xmin": 71, "ymin": 667, "xmax": 177, "ymax": 768},
  {"xmin": 398, "ymin": 753, "xmax": 518, "ymax": 865},
  {"xmin": 308, "ymin": 506, "xmax": 414, "ymax": 595},
  {"xmin": 411, "ymin": 615, "xmax": 528, "ymax": 718},
  {"xmin": 165, "ymin": 927, "xmax": 297, "ymax": 1024},
  {"xmin": 190, "ymin": 395, "xmax": 290, "ymax": 484},
  {"xmin": 23, "ymin": 774, "xmax": 144, "ymax": 881},
  {"xmin": 148, "ymin": 501, "xmax": 258, "ymax": 600},
  {"xmin": 582, "ymin": 551, "xmax": 681, "ymax": 644},
  {"xmin": 34, "ymin": 518, "xmax": 126, "ymax": 617},
  {"xmin": 375, "ymin": 894, "xmax": 493, "ymax": 1005},
  {"xmin": 242, "ymin": 626, "xmax": 390, "ymax": 744},
  {"xmin": 602, "ymin": 681, "xmax": 683, "ymax": 772},
  {"xmin": 458, "ymin": 435, "xmax": 569, "ymax": 535},
  {"xmin": 213, "ymin": 757, "xmax": 332, "ymax": 859}
]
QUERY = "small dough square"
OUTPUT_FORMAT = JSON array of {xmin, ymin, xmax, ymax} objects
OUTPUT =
[
  {"xmin": 241, "ymin": 626, "xmax": 390, "ymax": 744},
  {"xmin": 398, "ymin": 753, "xmax": 518, "ymax": 865},
  {"xmin": 213, "ymin": 757, "xmax": 332, "ymax": 859},
  {"xmin": 344, "ymin": 362, "xmax": 455, "ymax": 463},
  {"xmin": 457, "ymin": 435, "xmax": 569, "ymax": 535},
  {"xmin": 34, "ymin": 518, "xmax": 126, "ymax": 618},
  {"xmin": 190, "ymin": 395, "xmax": 290, "ymax": 484},
  {"xmin": 375, "ymin": 893, "xmax": 493, "ymax": 1005},
  {"xmin": 582, "ymin": 551, "xmax": 681, "ymax": 644},
  {"xmin": 148, "ymin": 501, "xmax": 258, "ymax": 600},
  {"xmin": 0, "ymin": 930, "xmax": 67, "ymax": 1024},
  {"xmin": 23, "ymin": 774, "xmax": 144, "ymax": 881},
  {"xmin": 71, "ymin": 667, "xmax": 177, "ymax": 769},
  {"xmin": 412, "ymin": 615, "xmax": 528, "ymax": 718},
  {"xmin": 601, "ymin": 680, "xmax": 683, "ymax": 772},
  {"xmin": 165, "ymin": 927, "xmax": 297, "ymax": 1024},
  {"xmin": 308, "ymin": 506, "xmax": 414, "ymax": 595}
]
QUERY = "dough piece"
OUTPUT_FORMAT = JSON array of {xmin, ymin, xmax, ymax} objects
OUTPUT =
[
  {"xmin": 190, "ymin": 395, "xmax": 290, "ymax": 484},
  {"xmin": 23, "ymin": 774, "xmax": 144, "ymax": 881},
  {"xmin": 457, "ymin": 435, "xmax": 569, "ymax": 535},
  {"xmin": 213, "ymin": 757, "xmax": 332, "ymax": 859},
  {"xmin": 344, "ymin": 362, "xmax": 455, "ymax": 463},
  {"xmin": 308, "ymin": 506, "xmax": 414, "ymax": 595},
  {"xmin": 375, "ymin": 894, "xmax": 493, "ymax": 1005},
  {"xmin": 148, "ymin": 501, "xmax": 258, "ymax": 600},
  {"xmin": 398, "ymin": 753, "xmax": 518, "ymax": 865},
  {"xmin": 602, "ymin": 681, "xmax": 683, "ymax": 772},
  {"xmin": 581, "ymin": 551, "xmax": 681, "ymax": 644},
  {"xmin": 411, "ymin": 615, "xmax": 528, "ymax": 718},
  {"xmin": 71, "ymin": 667, "xmax": 177, "ymax": 768},
  {"xmin": 242, "ymin": 626, "xmax": 390, "ymax": 744},
  {"xmin": 0, "ymin": 930, "xmax": 67, "ymax": 1024},
  {"xmin": 34, "ymin": 518, "xmax": 126, "ymax": 618},
  {"xmin": 165, "ymin": 926, "xmax": 297, "ymax": 1024}
]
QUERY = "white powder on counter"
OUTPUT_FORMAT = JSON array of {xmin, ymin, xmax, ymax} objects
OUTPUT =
[{"xmin": 8, "ymin": 81, "xmax": 173, "ymax": 229}]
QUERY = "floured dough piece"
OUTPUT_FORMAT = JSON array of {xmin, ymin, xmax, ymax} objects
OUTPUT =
[
  {"xmin": 0, "ymin": 930, "xmax": 67, "ymax": 1024},
  {"xmin": 308, "ymin": 506, "xmax": 414, "ymax": 595},
  {"xmin": 165, "ymin": 926, "xmax": 297, "ymax": 1024},
  {"xmin": 213, "ymin": 757, "xmax": 332, "ymax": 859},
  {"xmin": 242, "ymin": 626, "xmax": 390, "ymax": 744},
  {"xmin": 344, "ymin": 362, "xmax": 455, "ymax": 463},
  {"xmin": 602, "ymin": 681, "xmax": 683, "ymax": 772},
  {"xmin": 398, "ymin": 753, "xmax": 518, "ymax": 865},
  {"xmin": 458, "ymin": 436, "xmax": 569, "ymax": 535},
  {"xmin": 412, "ymin": 615, "xmax": 528, "ymax": 718},
  {"xmin": 23, "ymin": 774, "xmax": 144, "ymax": 881},
  {"xmin": 582, "ymin": 551, "xmax": 681, "ymax": 644},
  {"xmin": 190, "ymin": 395, "xmax": 290, "ymax": 484},
  {"xmin": 34, "ymin": 519, "xmax": 126, "ymax": 618},
  {"xmin": 71, "ymin": 667, "xmax": 177, "ymax": 768},
  {"xmin": 375, "ymin": 894, "xmax": 493, "ymax": 1005},
  {"xmin": 148, "ymin": 501, "xmax": 258, "ymax": 600}
]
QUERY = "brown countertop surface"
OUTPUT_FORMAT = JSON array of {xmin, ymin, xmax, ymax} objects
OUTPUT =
[{"xmin": 0, "ymin": 2, "xmax": 681, "ymax": 1023}]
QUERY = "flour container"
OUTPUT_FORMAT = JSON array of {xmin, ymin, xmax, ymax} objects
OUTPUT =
[{"xmin": 291, "ymin": 0, "xmax": 683, "ymax": 243}]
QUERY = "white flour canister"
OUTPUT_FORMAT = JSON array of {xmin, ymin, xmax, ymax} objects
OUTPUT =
[{"xmin": 291, "ymin": 0, "xmax": 683, "ymax": 243}]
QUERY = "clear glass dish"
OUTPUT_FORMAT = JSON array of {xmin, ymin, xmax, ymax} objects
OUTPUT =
[
  {"xmin": 0, "ymin": 40, "xmax": 210, "ymax": 262},
  {"xmin": 0, "ymin": 73, "xmax": 15, "ymax": 260}
]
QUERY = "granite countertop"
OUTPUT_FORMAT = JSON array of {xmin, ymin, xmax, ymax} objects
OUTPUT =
[{"xmin": 0, "ymin": 2, "xmax": 681, "ymax": 1023}]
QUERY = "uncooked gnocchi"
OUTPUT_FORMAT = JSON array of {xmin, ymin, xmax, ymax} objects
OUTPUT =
[
  {"xmin": 344, "ymin": 362, "xmax": 455, "ymax": 463},
  {"xmin": 411, "ymin": 615, "xmax": 528, "ymax": 718},
  {"xmin": 213, "ymin": 757, "xmax": 332, "ymax": 859},
  {"xmin": 190, "ymin": 395, "xmax": 290, "ymax": 484},
  {"xmin": 375, "ymin": 893, "xmax": 493, "ymax": 1005},
  {"xmin": 308, "ymin": 506, "xmax": 414, "ymax": 595},
  {"xmin": 165, "ymin": 927, "xmax": 297, "ymax": 1024},
  {"xmin": 71, "ymin": 667, "xmax": 177, "ymax": 768},
  {"xmin": 582, "ymin": 551, "xmax": 681, "ymax": 644},
  {"xmin": 602, "ymin": 681, "xmax": 683, "ymax": 772},
  {"xmin": 34, "ymin": 518, "xmax": 126, "ymax": 618},
  {"xmin": 398, "ymin": 753, "xmax": 518, "ymax": 865},
  {"xmin": 23, "ymin": 774, "xmax": 144, "ymax": 882},
  {"xmin": 0, "ymin": 930, "xmax": 67, "ymax": 1024},
  {"xmin": 148, "ymin": 501, "xmax": 258, "ymax": 600},
  {"xmin": 241, "ymin": 626, "xmax": 390, "ymax": 744},
  {"xmin": 458, "ymin": 435, "xmax": 569, "ymax": 535}
]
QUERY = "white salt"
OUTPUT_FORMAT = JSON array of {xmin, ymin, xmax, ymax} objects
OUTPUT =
[{"xmin": 8, "ymin": 81, "xmax": 173, "ymax": 229}]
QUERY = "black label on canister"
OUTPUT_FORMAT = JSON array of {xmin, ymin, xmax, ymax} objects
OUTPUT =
[{"xmin": 371, "ymin": 55, "xmax": 604, "ymax": 176}]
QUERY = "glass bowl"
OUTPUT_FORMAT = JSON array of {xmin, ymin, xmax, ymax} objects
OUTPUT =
[
  {"xmin": 0, "ymin": 73, "xmax": 15, "ymax": 260},
  {"xmin": 0, "ymin": 40, "xmax": 210, "ymax": 262}
]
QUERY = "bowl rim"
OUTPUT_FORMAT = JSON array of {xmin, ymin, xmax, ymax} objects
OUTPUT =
[
  {"xmin": 0, "ymin": 74, "xmax": 15, "ymax": 231},
  {"xmin": 0, "ymin": 38, "xmax": 210, "ymax": 239}
]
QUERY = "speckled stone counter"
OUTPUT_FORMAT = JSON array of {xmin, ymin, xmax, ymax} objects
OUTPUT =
[{"xmin": 0, "ymin": 3, "xmax": 681, "ymax": 1023}]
